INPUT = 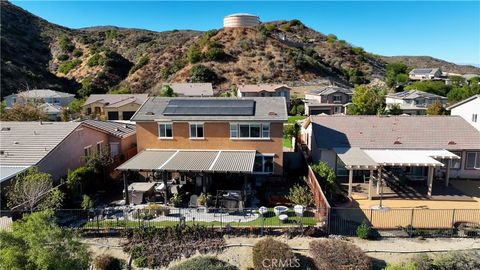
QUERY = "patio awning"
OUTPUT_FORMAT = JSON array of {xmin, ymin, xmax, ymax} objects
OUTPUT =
[
  {"xmin": 334, "ymin": 148, "xmax": 378, "ymax": 170},
  {"xmin": 117, "ymin": 149, "xmax": 256, "ymax": 173},
  {"xmin": 363, "ymin": 149, "xmax": 445, "ymax": 167},
  {"xmin": 334, "ymin": 148, "xmax": 458, "ymax": 169}
]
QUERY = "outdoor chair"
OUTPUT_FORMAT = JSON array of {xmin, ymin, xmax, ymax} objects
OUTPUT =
[{"xmin": 188, "ymin": 195, "xmax": 198, "ymax": 208}]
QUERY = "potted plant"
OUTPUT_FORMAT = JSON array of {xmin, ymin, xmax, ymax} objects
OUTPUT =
[
  {"xmin": 169, "ymin": 193, "xmax": 182, "ymax": 207},
  {"xmin": 197, "ymin": 193, "xmax": 212, "ymax": 212}
]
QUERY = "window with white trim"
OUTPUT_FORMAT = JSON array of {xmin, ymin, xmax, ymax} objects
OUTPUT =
[
  {"xmin": 450, "ymin": 151, "xmax": 462, "ymax": 169},
  {"xmin": 472, "ymin": 114, "xmax": 478, "ymax": 123},
  {"xmin": 84, "ymin": 146, "xmax": 92, "ymax": 157},
  {"xmin": 466, "ymin": 152, "xmax": 480, "ymax": 169},
  {"xmin": 189, "ymin": 123, "xmax": 204, "ymax": 139},
  {"xmin": 253, "ymin": 154, "xmax": 274, "ymax": 174},
  {"xmin": 158, "ymin": 123, "xmax": 173, "ymax": 138},
  {"xmin": 96, "ymin": 141, "xmax": 103, "ymax": 153},
  {"xmin": 230, "ymin": 124, "xmax": 238, "ymax": 138},
  {"xmin": 262, "ymin": 123, "xmax": 270, "ymax": 138},
  {"xmin": 230, "ymin": 123, "xmax": 270, "ymax": 139},
  {"xmin": 332, "ymin": 95, "xmax": 342, "ymax": 102}
]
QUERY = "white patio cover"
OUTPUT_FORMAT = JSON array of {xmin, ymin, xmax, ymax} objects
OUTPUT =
[
  {"xmin": 363, "ymin": 149, "xmax": 449, "ymax": 167},
  {"xmin": 334, "ymin": 148, "xmax": 459, "ymax": 168},
  {"xmin": 334, "ymin": 147, "xmax": 378, "ymax": 170}
]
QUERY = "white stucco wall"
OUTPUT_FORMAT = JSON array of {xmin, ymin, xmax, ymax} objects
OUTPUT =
[{"xmin": 450, "ymin": 97, "xmax": 480, "ymax": 131}]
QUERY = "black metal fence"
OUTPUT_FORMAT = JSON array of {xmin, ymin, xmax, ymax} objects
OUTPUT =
[
  {"xmin": 328, "ymin": 208, "xmax": 480, "ymax": 237},
  {"xmin": 0, "ymin": 207, "xmax": 318, "ymax": 231}
]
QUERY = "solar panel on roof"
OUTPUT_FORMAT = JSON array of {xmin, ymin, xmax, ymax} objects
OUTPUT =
[{"xmin": 163, "ymin": 99, "xmax": 255, "ymax": 116}]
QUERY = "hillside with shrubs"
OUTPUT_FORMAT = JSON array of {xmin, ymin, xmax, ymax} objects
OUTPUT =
[{"xmin": 2, "ymin": 1, "xmax": 478, "ymax": 98}]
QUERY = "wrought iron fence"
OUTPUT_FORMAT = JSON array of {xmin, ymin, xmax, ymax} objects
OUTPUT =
[{"xmin": 1, "ymin": 207, "xmax": 319, "ymax": 231}]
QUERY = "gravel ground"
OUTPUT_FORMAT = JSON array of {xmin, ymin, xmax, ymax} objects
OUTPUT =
[{"xmin": 83, "ymin": 236, "xmax": 480, "ymax": 269}]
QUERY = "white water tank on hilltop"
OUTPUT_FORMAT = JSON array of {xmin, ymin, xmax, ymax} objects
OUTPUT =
[{"xmin": 223, "ymin": 13, "xmax": 260, "ymax": 28}]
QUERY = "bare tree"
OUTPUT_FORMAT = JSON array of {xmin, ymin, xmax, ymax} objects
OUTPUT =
[{"xmin": 7, "ymin": 167, "xmax": 62, "ymax": 211}]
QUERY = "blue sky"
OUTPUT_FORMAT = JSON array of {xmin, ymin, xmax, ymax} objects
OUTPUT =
[{"xmin": 12, "ymin": 1, "xmax": 480, "ymax": 66}]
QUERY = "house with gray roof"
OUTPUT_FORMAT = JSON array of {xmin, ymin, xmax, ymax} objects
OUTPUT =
[
  {"xmin": 4, "ymin": 89, "xmax": 75, "ymax": 108},
  {"xmin": 0, "ymin": 121, "xmax": 138, "ymax": 190},
  {"xmin": 300, "ymin": 115, "xmax": 480, "ymax": 191},
  {"xmin": 4, "ymin": 89, "xmax": 75, "ymax": 121},
  {"xmin": 385, "ymin": 90, "xmax": 447, "ymax": 115},
  {"xmin": 165, "ymin": 83, "xmax": 214, "ymax": 97},
  {"xmin": 409, "ymin": 68, "xmax": 443, "ymax": 81},
  {"xmin": 117, "ymin": 97, "xmax": 288, "ymax": 204},
  {"xmin": 304, "ymin": 86, "xmax": 353, "ymax": 115},
  {"xmin": 83, "ymin": 94, "xmax": 148, "ymax": 120}
]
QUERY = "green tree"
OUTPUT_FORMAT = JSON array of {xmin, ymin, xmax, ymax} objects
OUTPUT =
[
  {"xmin": 81, "ymin": 195, "xmax": 94, "ymax": 210},
  {"xmin": 426, "ymin": 101, "xmax": 446, "ymax": 115},
  {"xmin": 0, "ymin": 210, "xmax": 90, "ymax": 270},
  {"xmin": 186, "ymin": 44, "xmax": 202, "ymax": 64},
  {"xmin": 66, "ymin": 166, "xmax": 95, "ymax": 195},
  {"xmin": 159, "ymin": 85, "xmax": 178, "ymax": 97},
  {"xmin": 58, "ymin": 59, "xmax": 81, "ymax": 74},
  {"xmin": 310, "ymin": 161, "xmax": 337, "ymax": 198},
  {"xmin": 405, "ymin": 80, "xmax": 451, "ymax": 96},
  {"xmin": 348, "ymin": 85, "xmax": 386, "ymax": 115},
  {"xmin": 189, "ymin": 65, "xmax": 217, "ymax": 82},
  {"xmin": 6, "ymin": 167, "xmax": 63, "ymax": 211},
  {"xmin": 385, "ymin": 62, "xmax": 409, "ymax": 88},
  {"xmin": 386, "ymin": 103, "xmax": 403, "ymax": 115},
  {"xmin": 286, "ymin": 184, "xmax": 314, "ymax": 206},
  {"xmin": 78, "ymin": 77, "xmax": 94, "ymax": 97},
  {"xmin": 58, "ymin": 35, "xmax": 75, "ymax": 52},
  {"xmin": 326, "ymin": 34, "xmax": 338, "ymax": 43},
  {"xmin": 448, "ymin": 75, "xmax": 467, "ymax": 87}
]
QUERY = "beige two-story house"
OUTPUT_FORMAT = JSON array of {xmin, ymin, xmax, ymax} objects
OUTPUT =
[
  {"xmin": 304, "ymin": 86, "xmax": 353, "ymax": 115},
  {"xmin": 83, "ymin": 94, "xmax": 148, "ymax": 120}
]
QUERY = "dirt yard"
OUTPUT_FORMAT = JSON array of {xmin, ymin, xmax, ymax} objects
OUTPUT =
[{"xmin": 83, "ymin": 236, "xmax": 480, "ymax": 269}]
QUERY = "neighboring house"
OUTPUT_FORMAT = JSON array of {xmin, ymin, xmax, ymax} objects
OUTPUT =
[
  {"xmin": 409, "ymin": 68, "xmax": 443, "ymax": 81},
  {"xmin": 165, "ymin": 83, "xmax": 214, "ymax": 97},
  {"xmin": 385, "ymin": 90, "xmax": 447, "ymax": 115},
  {"xmin": 4, "ymin": 89, "xmax": 75, "ymax": 108},
  {"xmin": 4, "ymin": 89, "xmax": 75, "ymax": 121},
  {"xmin": 237, "ymin": 84, "xmax": 291, "ymax": 100},
  {"xmin": 304, "ymin": 86, "xmax": 353, "ymax": 115},
  {"xmin": 81, "ymin": 120, "xmax": 137, "ymax": 161},
  {"xmin": 447, "ymin": 95, "xmax": 480, "ymax": 131},
  {"xmin": 0, "ymin": 121, "xmax": 138, "ymax": 187},
  {"xmin": 82, "ymin": 94, "xmax": 148, "ymax": 121},
  {"xmin": 38, "ymin": 103, "xmax": 64, "ymax": 121},
  {"xmin": 300, "ymin": 115, "xmax": 480, "ymax": 182},
  {"xmin": 116, "ymin": 97, "xmax": 287, "ymax": 201}
]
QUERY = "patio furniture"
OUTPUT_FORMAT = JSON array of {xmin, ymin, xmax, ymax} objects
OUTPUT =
[
  {"xmin": 273, "ymin": 205, "xmax": 288, "ymax": 216},
  {"xmin": 279, "ymin": 214, "xmax": 288, "ymax": 223},
  {"xmin": 188, "ymin": 195, "xmax": 198, "ymax": 208},
  {"xmin": 258, "ymin": 206, "xmax": 268, "ymax": 216},
  {"xmin": 294, "ymin": 205, "xmax": 304, "ymax": 217}
]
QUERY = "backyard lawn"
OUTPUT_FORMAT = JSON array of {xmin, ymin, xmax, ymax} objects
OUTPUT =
[
  {"xmin": 283, "ymin": 137, "xmax": 292, "ymax": 148},
  {"xmin": 288, "ymin": 115, "xmax": 306, "ymax": 124}
]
